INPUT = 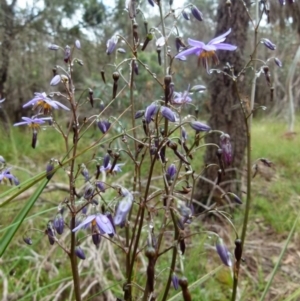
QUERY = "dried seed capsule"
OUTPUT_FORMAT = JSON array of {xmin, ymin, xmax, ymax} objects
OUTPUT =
[{"xmin": 234, "ymin": 238, "xmax": 242, "ymax": 261}]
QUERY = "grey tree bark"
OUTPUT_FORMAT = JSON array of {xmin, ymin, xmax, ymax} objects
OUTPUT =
[{"xmin": 193, "ymin": 0, "xmax": 250, "ymax": 210}]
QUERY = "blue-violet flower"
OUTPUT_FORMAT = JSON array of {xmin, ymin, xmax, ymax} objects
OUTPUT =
[
  {"xmin": 175, "ymin": 28, "xmax": 237, "ymax": 72},
  {"xmin": 72, "ymin": 214, "xmax": 115, "ymax": 235}
]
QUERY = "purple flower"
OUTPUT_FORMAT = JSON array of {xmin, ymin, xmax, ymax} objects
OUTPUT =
[
  {"xmin": 189, "ymin": 121, "xmax": 211, "ymax": 132},
  {"xmin": 175, "ymin": 28, "xmax": 237, "ymax": 72},
  {"xmin": 220, "ymin": 133, "xmax": 232, "ymax": 165},
  {"xmin": 216, "ymin": 240, "xmax": 232, "ymax": 267},
  {"xmin": 99, "ymin": 154, "xmax": 124, "ymax": 174},
  {"xmin": 114, "ymin": 188, "xmax": 134, "ymax": 226},
  {"xmin": 161, "ymin": 106, "xmax": 176, "ymax": 122},
  {"xmin": 278, "ymin": 0, "xmax": 284, "ymax": 5},
  {"xmin": 172, "ymin": 91, "xmax": 192, "ymax": 104},
  {"xmin": 261, "ymin": 38, "xmax": 276, "ymax": 51},
  {"xmin": 0, "ymin": 168, "xmax": 19, "ymax": 185},
  {"xmin": 100, "ymin": 162, "xmax": 124, "ymax": 173},
  {"xmin": 14, "ymin": 116, "xmax": 52, "ymax": 129},
  {"xmin": 145, "ymin": 103, "xmax": 158, "ymax": 123},
  {"xmin": 97, "ymin": 120, "xmax": 111, "ymax": 134},
  {"xmin": 22, "ymin": 92, "xmax": 69, "ymax": 113},
  {"xmin": 106, "ymin": 36, "xmax": 118, "ymax": 55},
  {"xmin": 190, "ymin": 5, "xmax": 203, "ymax": 21},
  {"xmin": 72, "ymin": 214, "xmax": 115, "ymax": 235}
]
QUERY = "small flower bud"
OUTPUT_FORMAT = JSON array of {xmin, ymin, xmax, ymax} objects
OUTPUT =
[
  {"xmin": 274, "ymin": 57, "xmax": 282, "ymax": 67},
  {"xmin": 133, "ymin": 60, "xmax": 139, "ymax": 75},
  {"xmin": 89, "ymin": 88, "xmax": 94, "ymax": 108},
  {"xmin": 117, "ymin": 48, "xmax": 126, "ymax": 54},
  {"xmin": 106, "ymin": 36, "xmax": 118, "ymax": 55},
  {"xmin": 234, "ymin": 239, "xmax": 242, "ymax": 261},
  {"xmin": 46, "ymin": 160, "xmax": 55, "ymax": 180},
  {"xmin": 133, "ymin": 22, "xmax": 139, "ymax": 43},
  {"xmin": 46, "ymin": 223, "xmax": 55, "ymax": 245},
  {"xmin": 92, "ymin": 232, "xmax": 101, "ymax": 247},
  {"xmin": 75, "ymin": 40, "xmax": 81, "ymax": 49},
  {"xmin": 64, "ymin": 45, "xmax": 71, "ymax": 63},
  {"xmin": 48, "ymin": 44, "xmax": 59, "ymax": 50},
  {"xmin": 220, "ymin": 133, "xmax": 232, "ymax": 165},
  {"xmin": 216, "ymin": 240, "xmax": 232, "ymax": 267},
  {"xmin": 148, "ymin": 0, "xmax": 155, "ymax": 6},
  {"xmin": 101, "ymin": 70, "xmax": 106, "ymax": 83},
  {"xmin": 157, "ymin": 46, "xmax": 162, "ymax": 65},
  {"xmin": 161, "ymin": 106, "xmax": 176, "ymax": 122},
  {"xmin": 175, "ymin": 37, "xmax": 186, "ymax": 52},
  {"xmin": 180, "ymin": 239, "xmax": 186, "ymax": 254},
  {"xmin": 261, "ymin": 38, "xmax": 276, "ymax": 50},
  {"xmin": 32, "ymin": 129, "xmax": 38, "ymax": 149},
  {"xmin": 189, "ymin": 121, "xmax": 211, "ymax": 132},
  {"xmin": 166, "ymin": 164, "xmax": 177, "ymax": 182},
  {"xmin": 96, "ymin": 181, "xmax": 105, "ymax": 192},
  {"xmin": 53, "ymin": 214, "xmax": 64, "ymax": 235},
  {"xmin": 145, "ymin": 103, "xmax": 158, "ymax": 123},
  {"xmin": 190, "ymin": 85, "xmax": 206, "ymax": 92},
  {"xmin": 50, "ymin": 74, "xmax": 61, "ymax": 86},
  {"xmin": 172, "ymin": 274, "xmax": 179, "ymax": 290},
  {"xmin": 23, "ymin": 237, "xmax": 32, "ymax": 245},
  {"xmin": 182, "ymin": 9, "xmax": 190, "ymax": 20},
  {"xmin": 141, "ymin": 32, "xmax": 153, "ymax": 51},
  {"xmin": 103, "ymin": 154, "xmax": 110, "ymax": 168},
  {"xmin": 135, "ymin": 110, "xmax": 145, "ymax": 119},
  {"xmin": 75, "ymin": 246, "xmax": 86, "ymax": 259},
  {"xmin": 81, "ymin": 164, "xmax": 90, "ymax": 182},
  {"xmin": 191, "ymin": 5, "xmax": 203, "ymax": 21},
  {"xmin": 97, "ymin": 120, "xmax": 111, "ymax": 134},
  {"xmin": 112, "ymin": 72, "xmax": 120, "ymax": 81}
]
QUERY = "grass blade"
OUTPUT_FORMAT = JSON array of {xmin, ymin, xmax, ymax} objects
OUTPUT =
[
  {"xmin": 259, "ymin": 214, "xmax": 299, "ymax": 301},
  {"xmin": 0, "ymin": 178, "xmax": 49, "ymax": 257}
]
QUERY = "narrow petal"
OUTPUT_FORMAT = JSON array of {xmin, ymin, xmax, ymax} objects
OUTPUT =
[
  {"xmin": 215, "ymin": 43, "xmax": 237, "ymax": 51},
  {"xmin": 96, "ymin": 214, "xmax": 115, "ymax": 234},
  {"xmin": 72, "ymin": 215, "xmax": 96, "ymax": 232},
  {"xmin": 202, "ymin": 45, "xmax": 217, "ymax": 51},
  {"xmin": 175, "ymin": 47, "xmax": 199, "ymax": 59},
  {"xmin": 187, "ymin": 38, "xmax": 205, "ymax": 48},
  {"xmin": 14, "ymin": 121, "xmax": 28, "ymax": 126},
  {"xmin": 23, "ymin": 99, "xmax": 37, "ymax": 108},
  {"xmin": 53, "ymin": 101, "xmax": 70, "ymax": 110},
  {"xmin": 208, "ymin": 28, "xmax": 232, "ymax": 45},
  {"xmin": 21, "ymin": 117, "xmax": 33, "ymax": 122}
]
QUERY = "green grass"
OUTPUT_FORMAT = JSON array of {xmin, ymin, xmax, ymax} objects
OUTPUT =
[{"xmin": 1, "ymin": 117, "xmax": 300, "ymax": 300}]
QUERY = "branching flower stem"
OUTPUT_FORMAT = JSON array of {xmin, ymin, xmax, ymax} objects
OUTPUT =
[{"xmin": 231, "ymin": 3, "xmax": 260, "ymax": 298}]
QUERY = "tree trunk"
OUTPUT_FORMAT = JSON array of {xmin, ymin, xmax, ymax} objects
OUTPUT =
[
  {"xmin": 0, "ymin": 0, "xmax": 16, "ymax": 98},
  {"xmin": 193, "ymin": 0, "xmax": 250, "ymax": 211}
]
